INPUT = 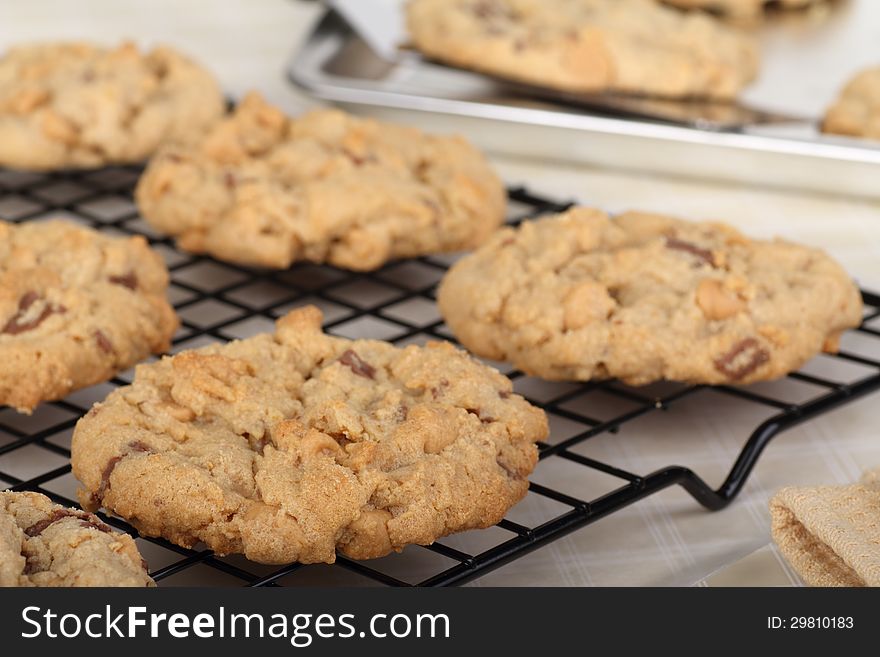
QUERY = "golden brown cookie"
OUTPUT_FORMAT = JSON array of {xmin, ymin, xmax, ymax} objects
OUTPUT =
[
  {"xmin": 0, "ymin": 491, "xmax": 153, "ymax": 587},
  {"xmin": 822, "ymin": 67, "xmax": 880, "ymax": 141},
  {"xmin": 0, "ymin": 220, "xmax": 178, "ymax": 413},
  {"xmin": 135, "ymin": 92, "xmax": 505, "ymax": 271},
  {"xmin": 71, "ymin": 306, "xmax": 547, "ymax": 565},
  {"xmin": 0, "ymin": 41, "xmax": 224, "ymax": 170},
  {"xmin": 437, "ymin": 207, "xmax": 863, "ymax": 385},
  {"xmin": 406, "ymin": 0, "xmax": 759, "ymax": 99}
]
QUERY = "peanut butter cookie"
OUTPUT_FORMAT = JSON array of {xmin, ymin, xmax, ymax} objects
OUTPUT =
[
  {"xmin": 71, "ymin": 306, "xmax": 546, "ymax": 565},
  {"xmin": 0, "ymin": 491, "xmax": 153, "ymax": 587},
  {"xmin": 0, "ymin": 41, "xmax": 224, "ymax": 170},
  {"xmin": 406, "ymin": 0, "xmax": 759, "ymax": 99},
  {"xmin": 0, "ymin": 220, "xmax": 178, "ymax": 412},
  {"xmin": 135, "ymin": 92, "xmax": 505, "ymax": 271},
  {"xmin": 437, "ymin": 207, "xmax": 863, "ymax": 385}
]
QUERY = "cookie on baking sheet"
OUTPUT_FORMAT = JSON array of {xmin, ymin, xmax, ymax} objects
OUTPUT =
[
  {"xmin": 0, "ymin": 220, "xmax": 178, "ymax": 413},
  {"xmin": 71, "ymin": 305, "xmax": 547, "ymax": 565},
  {"xmin": 437, "ymin": 207, "xmax": 863, "ymax": 386},
  {"xmin": 822, "ymin": 67, "xmax": 880, "ymax": 141},
  {"xmin": 135, "ymin": 92, "xmax": 505, "ymax": 271},
  {"xmin": 0, "ymin": 491, "xmax": 153, "ymax": 587},
  {"xmin": 661, "ymin": 0, "xmax": 822, "ymax": 19},
  {"xmin": 0, "ymin": 41, "xmax": 224, "ymax": 170},
  {"xmin": 405, "ymin": 0, "xmax": 759, "ymax": 100}
]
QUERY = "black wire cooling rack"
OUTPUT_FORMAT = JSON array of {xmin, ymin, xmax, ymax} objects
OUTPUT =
[{"xmin": 1, "ymin": 165, "xmax": 879, "ymax": 587}]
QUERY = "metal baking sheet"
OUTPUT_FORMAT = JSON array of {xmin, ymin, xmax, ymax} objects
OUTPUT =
[{"xmin": 288, "ymin": 0, "xmax": 880, "ymax": 200}]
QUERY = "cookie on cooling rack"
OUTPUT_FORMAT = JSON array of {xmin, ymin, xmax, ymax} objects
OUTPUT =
[
  {"xmin": 135, "ymin": 92, "xmax": 506, "ymax": 271},
  {"xmin": 405, "ymin": 0, "xmax": 759, "ymax": 100},
  {"xmin": 0, "ymin": 41, "xmax": 224, "ymax": 170},
  {"xmin": 437, "ymin": 207, "xmax": 863, "ymax": 385},
  {"xmin": 0, "ymin": 491, "xmax": 153, "ymax": 587},
  {"xmin": 822, "ymin": 67, "xmax": 880, "ymax": 141},
  {"xmin": 0, "ymin": 220, "xmax": 178, "ymax": 413},
  {"xmin": 71, "ymin": 305, "xmax": 547, "ymax": 565}
]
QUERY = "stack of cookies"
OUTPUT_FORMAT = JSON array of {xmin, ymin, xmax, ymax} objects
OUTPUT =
[{"xmin": 0, "ymin": 14, "xmax": 866, "ymax": 586}]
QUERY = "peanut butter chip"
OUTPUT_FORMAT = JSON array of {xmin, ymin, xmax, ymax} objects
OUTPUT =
[
  {"xmin": 696, "ymin": 278, "xmax": 746, "ymax": 321},
  {"xmin": 563, "ymin": 280, "xmax": 615, "ymax": 331}
]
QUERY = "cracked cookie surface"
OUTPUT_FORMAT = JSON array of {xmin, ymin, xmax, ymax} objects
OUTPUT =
[
  {"xmin": 71, "ymin": 306, "xmax": 546, "ymax": 565},
  {"xmin": 0, "ymin": 220, "xmax": 178, "ymax": 413},
  {"xmin": 823, "ymin": 67, "xmax": 880, "ymax": 141},
  {"xmin": 0, "ymin": 41, "xmax": 224, "ymax": 170},
  {"xmin": 406, "ymin": 0, "xmax": 758, "ymax": 99},
  {"xmin": 437, "ymin": 207, "xmax": 863, "ymax": 385},
  {"xmin": 135, "ymin": 92, "xmax": 505, "ymax": 271},
  {"xmin": 0, "ymin": 491, "xmax": 153, "ymax": 587}
]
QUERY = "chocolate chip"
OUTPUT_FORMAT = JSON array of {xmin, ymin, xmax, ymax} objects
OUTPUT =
[
  {"xmin": 2, "ymin": 292, "xmax": 66, "ymax": 335},
  {"xmin": 343, "ymin": 149, "xmax": 372, "ymax": 166},
  {"xmin": 79, "ymin": 518, "xmax": 111, "ymax": 533},
  {"xmin": 714, "ymin": 338, "xmax": 770, "ymax": 380},
  {"xmin": 339, "ymin": 349, "xmax": 376, "ymax": 379},
  {"xmin": 244, "ymin": 432, "xmax": 269, "ymax": 455},
  {"xmin": 93, "ymin": 441, "xmax": 153, "ymax": 505},
  {"xmin": 414, "ymin": 160, "xmax": 431, "ymax": 181},
  {"xmin": 665, "ymin": 238, "xmax": 715, "ymax": 267},
  {"xmin": 466, "ymin": 408, "xmax": 495, "ymax": 424},
  {"xmin": 129, "ymin": 441, "xmax": 152, "ymax": 453},
  {"xmin": 223, "ymin": 171, "xmax": 237, "ymax": 189},
  {"xmin": 396, "ymin": 404, "xmax": 409, "ymax": 422},
  {"xmin": 329, "ymin": 431, "xmax": 353, "ymax": 447},
  {"xmin": 24, "ymin": 510, "xmax": 77, "ymax": 537},
  {"xmin": 94, "ymin": 456, "xmax": 123, "ymax": 505},
  {"xmin": 109, "ymin": 273, "xmax": 138, "ymax": 290},
  {"xmin": 499, "ymin": 390, "xmax": 511, "ymax": 399},
  {"xmin": 94, "ymin": 330, "xmax": 113, "ymax": 354},
  {"xmin": 24, "ymin": 509, "xmax": 108, "ymax": 537},
  {"xmin": 431, "ymin": 378, "xmax": 450, "ymax": 400}
]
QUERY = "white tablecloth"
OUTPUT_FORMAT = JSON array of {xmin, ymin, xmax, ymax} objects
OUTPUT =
[{"xmin": 2, "ymin": 0, "xmax": 879, "ymax": 586}]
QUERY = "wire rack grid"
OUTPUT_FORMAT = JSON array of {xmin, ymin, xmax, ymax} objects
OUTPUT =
[{"xmin": 1, "ymin": 165, "xmax": 879, "ymax": 587}]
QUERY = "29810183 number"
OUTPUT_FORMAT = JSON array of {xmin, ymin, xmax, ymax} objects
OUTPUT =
[{"xmin": 790, "ymin": 617, "xmax": 853, "ymax": 629}]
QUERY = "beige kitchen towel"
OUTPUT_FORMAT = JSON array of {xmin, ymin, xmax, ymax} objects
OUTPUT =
[{"xmin": 770, "ymin": 469, "xmax": 880, "ymax": 587}]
